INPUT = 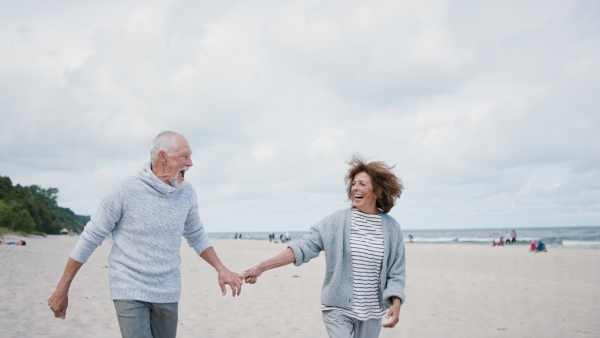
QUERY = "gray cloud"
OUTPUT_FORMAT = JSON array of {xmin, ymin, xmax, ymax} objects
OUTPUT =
[{"xmin": 0, "ymin": 0, "xmax": 598, "ymax": 231}]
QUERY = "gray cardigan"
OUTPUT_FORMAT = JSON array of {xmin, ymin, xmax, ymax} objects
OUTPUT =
[{"xmin": 288, "ymin": 208, "xmax": 406, "ymax": 310}]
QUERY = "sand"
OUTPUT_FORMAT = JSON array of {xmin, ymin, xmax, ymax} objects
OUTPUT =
[{"xmin": 1, "ymin": 235, "xmax": 599, "ymax": 337}]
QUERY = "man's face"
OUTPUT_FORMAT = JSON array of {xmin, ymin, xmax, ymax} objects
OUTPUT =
[{"xmin": 164, "ymin": 136, "xmax": 193, "ymax": 189}]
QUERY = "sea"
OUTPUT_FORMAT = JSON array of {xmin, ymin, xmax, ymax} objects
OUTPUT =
[{"xmin": 209, "ymin": 226, "xmax": 600, "ymax": 249}]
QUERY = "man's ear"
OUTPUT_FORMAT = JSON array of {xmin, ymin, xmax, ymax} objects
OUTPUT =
[{"xmin": 158, "ymin": 150, "xmax": 168, "ymax": 163}]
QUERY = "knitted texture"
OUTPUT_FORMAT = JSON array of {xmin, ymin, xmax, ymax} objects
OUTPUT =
[{"xmin": 70, "ymin": 162, "xmax": 212, "ymax": 303}]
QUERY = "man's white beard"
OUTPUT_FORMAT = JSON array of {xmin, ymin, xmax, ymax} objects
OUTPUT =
[
  {"xmin": 169, "ymin": 171, "xmax": 184, "ymax": 189},
  {"xmin": 169, "ymin": 175, "xmax": 184, "ymax": 189},
  {"xmin": 169, "ymin": 167, "xmax": 190, "ymax": 189}
]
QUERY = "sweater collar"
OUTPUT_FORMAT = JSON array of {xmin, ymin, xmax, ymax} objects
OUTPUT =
[{"xmin": 136, "ymin": 161, "xmax": 182, "ymax": 196}]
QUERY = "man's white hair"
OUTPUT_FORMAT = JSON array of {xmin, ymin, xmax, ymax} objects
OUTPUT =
[{"xmin": 150, "ymin": 131, "xmax": 181, "ymax": 162}]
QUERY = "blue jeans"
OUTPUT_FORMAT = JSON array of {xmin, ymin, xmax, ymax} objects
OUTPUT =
[{"xmin": 113, "ymin": 300, "xmax": 178, "ymax": 338}]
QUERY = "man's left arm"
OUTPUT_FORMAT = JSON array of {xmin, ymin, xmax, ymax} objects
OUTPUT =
[
  {"xmin": 200, "ymin": 247, "xmax": 243, "ymax": 297},
  {"xmin": 183, "ymin": 192, "xmax": 241, "ymax": 296}
]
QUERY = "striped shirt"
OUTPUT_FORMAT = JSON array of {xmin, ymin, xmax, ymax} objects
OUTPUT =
[{"xmin": 322, "ymin": 208, "xmax": 387, "ymax": 320}]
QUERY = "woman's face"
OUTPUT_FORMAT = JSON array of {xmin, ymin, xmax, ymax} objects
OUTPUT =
[{"xmin": 351, "ymin": 172, "xmax": 378, "ymax": 214}]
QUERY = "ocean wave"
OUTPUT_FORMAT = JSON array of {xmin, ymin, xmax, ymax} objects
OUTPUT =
[
  {"xmin": 457, "ymin": 238, "xmax": 493, "ymax": 243},
  {"xmin": 561, "ymin": 240, "xmax": 600, "ymax": 248},
  {"xmin": 406, "ymin": 237, "xmax": 458, "ymax": 243}
]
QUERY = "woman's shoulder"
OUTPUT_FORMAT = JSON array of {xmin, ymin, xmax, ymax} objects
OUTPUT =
[
  {"xmin": 323, "ymin": 208, "xmax": 353, "ymax": 223},
  {"xmin": 381, "ymin": 213, "xmax": 402, "ymax": 231},
  {"xmin": 311, "ymin": 208, "xmax": 351, "ymax": 230}
]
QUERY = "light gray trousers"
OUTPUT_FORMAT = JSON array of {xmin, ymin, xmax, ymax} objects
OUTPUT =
[
  {"xmin": 113, "ymin": 300, "xmax": 178, "ymax": 338},
  {"xmin": 322, "ymin": 309, "xmax": 382, "ymax": 338}
]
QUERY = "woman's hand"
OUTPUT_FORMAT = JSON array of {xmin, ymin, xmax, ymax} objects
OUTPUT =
[
  {"xmin": 241, "ymin": 248, "xmax": 296, "ymax": 284},
  {"xmin": 241, "ymin": 266, "xmax": 264, "ymax": 284},
  {"xmin": 382, "ymin": 297, "xmax": 401, "ymax": 328}
]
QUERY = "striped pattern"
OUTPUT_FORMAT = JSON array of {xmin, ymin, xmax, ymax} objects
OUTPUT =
[{"xmin": 322, "ymin": 208, "xmax": 387, "ymax": 320}]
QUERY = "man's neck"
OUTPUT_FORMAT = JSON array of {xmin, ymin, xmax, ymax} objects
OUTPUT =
[{"xmin": 151, "ymin": 162, "xmax": 170, "ymax": 185}]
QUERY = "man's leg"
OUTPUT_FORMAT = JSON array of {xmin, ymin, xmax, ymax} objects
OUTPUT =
[
  {"xmin": 149, "ymin": 302, "xmax": 178, "ymax": 338},
  {"xmin": 322, "ymin": 309, "xmax": 355, "ymax": 338},
  {"xmin": 354, "ymin": 318, "xmax": 382, "ymax": 338},
  {"xmin": 114, "ymin": 300, "xmax": 152, "ymax": 338}
]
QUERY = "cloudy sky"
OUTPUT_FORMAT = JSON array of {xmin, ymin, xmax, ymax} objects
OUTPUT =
[{"xmin": 1, "ymin": 0, "xmax": 598, "ymax": 232}]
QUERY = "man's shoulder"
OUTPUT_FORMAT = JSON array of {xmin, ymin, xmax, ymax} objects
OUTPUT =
[
  {"xmin": 102, "ymin": 175, "xmax": 149, "ymax": 199},
  {"xmin": 110, "ymin": 175, "xmax": 142, "ymax": 190}
]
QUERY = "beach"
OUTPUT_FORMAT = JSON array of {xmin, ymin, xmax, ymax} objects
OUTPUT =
[{"xmin": 1, "ymin": 235, "xmax": 599, "ymax": 337}]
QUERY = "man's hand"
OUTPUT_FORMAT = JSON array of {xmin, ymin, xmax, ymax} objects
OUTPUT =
[
  {"xmin": 48, "ymin": 287, "xmax": 69, "ymax": 319},
  {"xmin": 382, "ymin": 298, "xmax": 401, "ymax": 328},
  {"xmin": 218, "ymin": 268, "xmax": 243, "ymax": 297},
  {"xmin": 199, "ymin": 247, "xmax": 243, "ymax": 297},
  {"xmin": 241, "ymin": 265, "xmax": 264, "ymax": 284},
  {"xmin": 48, "ymin": 258, "xmax": 83, "ymax": 319}
]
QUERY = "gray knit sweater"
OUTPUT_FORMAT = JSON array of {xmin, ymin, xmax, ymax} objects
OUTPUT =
[
  {"xmin": 288, "ymin": 208, "xmax": 406, "ymax": 310},
  {"xmin": 70, "ymin": 162, "xmax": 212, "ymax": 303}
]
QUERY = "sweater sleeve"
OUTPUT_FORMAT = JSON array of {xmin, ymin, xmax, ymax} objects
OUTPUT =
[
  {"xmin": 70, "ymin": 181, "xmax": 124, "ymax": 263},
  {"xmin": 288, "ymin": 218, "xmax": 326, "ymax": 266},
  {"xmin": 383, "ymin": 226, "xmax": 407, "ymax": 306},
  {"xmin": 182, "ymin": 189, "xmax": 213, "ymax": 255}
]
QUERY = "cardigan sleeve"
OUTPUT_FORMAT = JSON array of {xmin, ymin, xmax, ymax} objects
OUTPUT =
[
  {"xmin": 383, "ymin": 227, "xmax": 407, "ymax": 307},
  {"xmin": 288, "ymin": 220, "xmax": 327, "ymax": 266}
]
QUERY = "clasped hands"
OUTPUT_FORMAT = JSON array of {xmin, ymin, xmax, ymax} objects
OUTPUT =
[{"xmin": 218, "ymin": 264, "xmax": 263, "ymax": 297}]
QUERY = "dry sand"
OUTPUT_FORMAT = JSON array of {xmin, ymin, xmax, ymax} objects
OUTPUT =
[{"xmin": 1, "ymin": 235, "xmax": 599, "ymax": 337}]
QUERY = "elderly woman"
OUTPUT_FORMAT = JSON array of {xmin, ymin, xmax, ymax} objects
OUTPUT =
[{"xmin": 242, "ymin": 155, "xmax": 406, "ymax": 338}]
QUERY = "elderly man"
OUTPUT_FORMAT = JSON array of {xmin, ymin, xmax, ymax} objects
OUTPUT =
[{"xmin": 48, "ymin": 131, "xmax": 242, "ymax": 338}]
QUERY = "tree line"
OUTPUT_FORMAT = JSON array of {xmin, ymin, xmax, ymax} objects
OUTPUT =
[{"xmin": 0, "ymin": 176, "xmax": 90, "ymax": 235}]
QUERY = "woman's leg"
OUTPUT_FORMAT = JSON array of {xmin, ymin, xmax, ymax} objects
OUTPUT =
[
  {"xmin": 322, "ymin": 309, "xmax": 355, "ymax": 338},
  {"xmin": 355, "ymin": 318, "xmax": 382, "ymax": 338}
]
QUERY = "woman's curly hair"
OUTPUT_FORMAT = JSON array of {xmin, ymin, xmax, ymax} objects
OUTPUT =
[{"xmin": 345, "ymin": 154, "xmax": 403, "ymax": 214}]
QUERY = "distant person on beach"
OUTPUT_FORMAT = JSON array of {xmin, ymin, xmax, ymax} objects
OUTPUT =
[
  {"xmin": 535, "ymin": 240, "xmax": 547, "ymax": 252},
  {"xmin": 242, "ymin": 154, "xmax": 405, "ymax": 337},
  {"xmin": 47, "ymin": 131, "xmax": 242, "ymax": 338},
  {"xmin": 409, "ymin": 234, "xmax": 413, "ymax": 243},
  {"xmin": 511, "ymin": 230, "xmax": 517, "ymax": 244},
  {"xmin": 529, "ymin": 240, "xmax": 537, "ymax": 251},
  {"xmin": 1, "ymin": 237, "xmax": 26, "ymax": 245}
]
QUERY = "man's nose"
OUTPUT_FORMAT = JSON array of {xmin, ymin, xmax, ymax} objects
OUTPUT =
[{"xmin": 187, "ymin": 157, "xmax": 193, "ymax": 167}]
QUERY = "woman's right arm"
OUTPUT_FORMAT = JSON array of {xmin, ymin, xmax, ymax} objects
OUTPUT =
[
  {"xmin": 244, "ymin": 212, "xmax": 335, "ymax": 283},
  {"xmin": 242, "ymin": 248, "xmax": 296, "ymax": 284}
]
